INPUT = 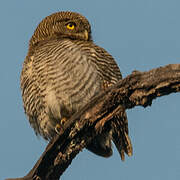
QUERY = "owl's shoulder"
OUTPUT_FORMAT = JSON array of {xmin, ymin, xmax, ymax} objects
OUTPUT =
[{"xmin": 77, "ymin": 41, "xmax": 123, "ymax": 81}]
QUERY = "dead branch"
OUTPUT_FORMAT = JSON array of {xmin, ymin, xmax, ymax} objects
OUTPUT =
[{"xmin": 6, "ymin": 64, "xmax": 180, "ymax": 180}]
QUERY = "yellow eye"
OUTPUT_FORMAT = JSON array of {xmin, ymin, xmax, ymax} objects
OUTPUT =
[{"xmin": 66, "ymin": 22, "xmax": 75, "ymax": 30}]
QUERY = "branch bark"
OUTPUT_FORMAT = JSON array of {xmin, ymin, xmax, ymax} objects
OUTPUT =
[{"xmin": 7, "ymin": 64, "xmax": 180, "ymax": 180}]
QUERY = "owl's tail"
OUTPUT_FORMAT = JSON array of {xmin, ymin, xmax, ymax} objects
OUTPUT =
[
  {"xmin": 86, "ymin": 107, "xmax": 132, "ymax": 160},
  {"xmin": 111, "ymin": 109, "xmax": 133, "ymax": 161}
]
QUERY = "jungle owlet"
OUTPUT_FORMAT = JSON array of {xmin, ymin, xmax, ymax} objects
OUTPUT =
[{"xmin": 21, "ymin": 11, "xmax": 132, "ymax": 159}]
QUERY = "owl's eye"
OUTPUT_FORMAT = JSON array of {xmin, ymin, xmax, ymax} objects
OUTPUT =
[{"xmin": 66, "ymin": 22, "xmax": 76, "ymax": 30}]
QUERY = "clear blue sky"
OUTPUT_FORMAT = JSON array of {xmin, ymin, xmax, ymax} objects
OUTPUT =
[{"xmin": 1, "ymin": 0, "xmax": 180, "ymax": 180}]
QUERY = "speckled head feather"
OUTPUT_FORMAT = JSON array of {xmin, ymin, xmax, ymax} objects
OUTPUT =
[{"xmin": 29, "ymin": 11, "xmax": 92, "ymax": 50}]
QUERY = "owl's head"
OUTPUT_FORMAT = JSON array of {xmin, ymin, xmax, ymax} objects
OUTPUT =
[{"xmin": 29, "ymin": 11, "xmax": 92, "ymax": 48}]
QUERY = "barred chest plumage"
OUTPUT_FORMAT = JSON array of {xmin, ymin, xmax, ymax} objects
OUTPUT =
[{"xmin": 37, "ymin": 39, "xmax": 102, "ymax": 120}]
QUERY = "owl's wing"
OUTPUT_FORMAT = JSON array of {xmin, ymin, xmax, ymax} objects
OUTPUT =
[
  {"xmin": 88, "ymin": 43, "xmax": 133, "ymax": 160},
  {"xmin": 20, "ymin": 55, "xmax": 42, "ymax": 137}
]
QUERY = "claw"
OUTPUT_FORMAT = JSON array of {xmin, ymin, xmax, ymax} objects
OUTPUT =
[
  {"xmin": 55, "ymin": 118, "xmax": 67, "ymax": 134},
  {"xmin": 61, "ymin": 117, "xmax": 67, "ymax": 125},
  {"xmin": 55, "ymin": 124, "xmax": 61, "ymax": 134}
]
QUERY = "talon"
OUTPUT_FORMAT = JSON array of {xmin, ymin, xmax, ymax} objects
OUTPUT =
[
  {"xmin": 61, "ymin": 117, "xmax": 67, "ymax": 125},
  {"xmin": 55, "ymin": 124, "xmax": 61, "ymax": 134},
  {"xmin": 55, "ymin": 118, "xmax": 67, "ymax": 134}
]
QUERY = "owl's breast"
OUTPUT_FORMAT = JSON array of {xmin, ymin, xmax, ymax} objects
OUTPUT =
[{"xmin": 35, "ymin": 40, "xmax": 102, "ymax": 119}]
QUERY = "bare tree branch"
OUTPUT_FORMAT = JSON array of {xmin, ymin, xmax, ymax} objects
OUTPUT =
[{"xmin": 6, "ymin": 64, "xmax": 180, "ymax": 180}]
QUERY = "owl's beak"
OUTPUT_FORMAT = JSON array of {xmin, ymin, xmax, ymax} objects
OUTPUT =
[{"xmin": 84, "ymin": 30, "xmax": 89, "ymax": 41}]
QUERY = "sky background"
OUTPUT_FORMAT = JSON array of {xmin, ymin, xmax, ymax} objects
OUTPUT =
[{"xmin": 1, "ymin": 0, "xmax": 180, "ymax": 180}]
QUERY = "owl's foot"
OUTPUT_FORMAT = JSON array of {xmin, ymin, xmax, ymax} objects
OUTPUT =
[
  {"xmin": 55, "ymin": 124, "xmax": 61, "ymax": 134},
  {"xmin": 61, "ymin": 117, "xmax": 67, "ymax": 124},
  {"xmin": 55, "ymin": 118, "xmax": 67, "ymax": 134}
]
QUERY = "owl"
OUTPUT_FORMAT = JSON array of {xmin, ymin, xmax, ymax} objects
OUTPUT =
[{"xmin": 21, "ymin": 11, "xmax": 132, "ymax": 159}]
